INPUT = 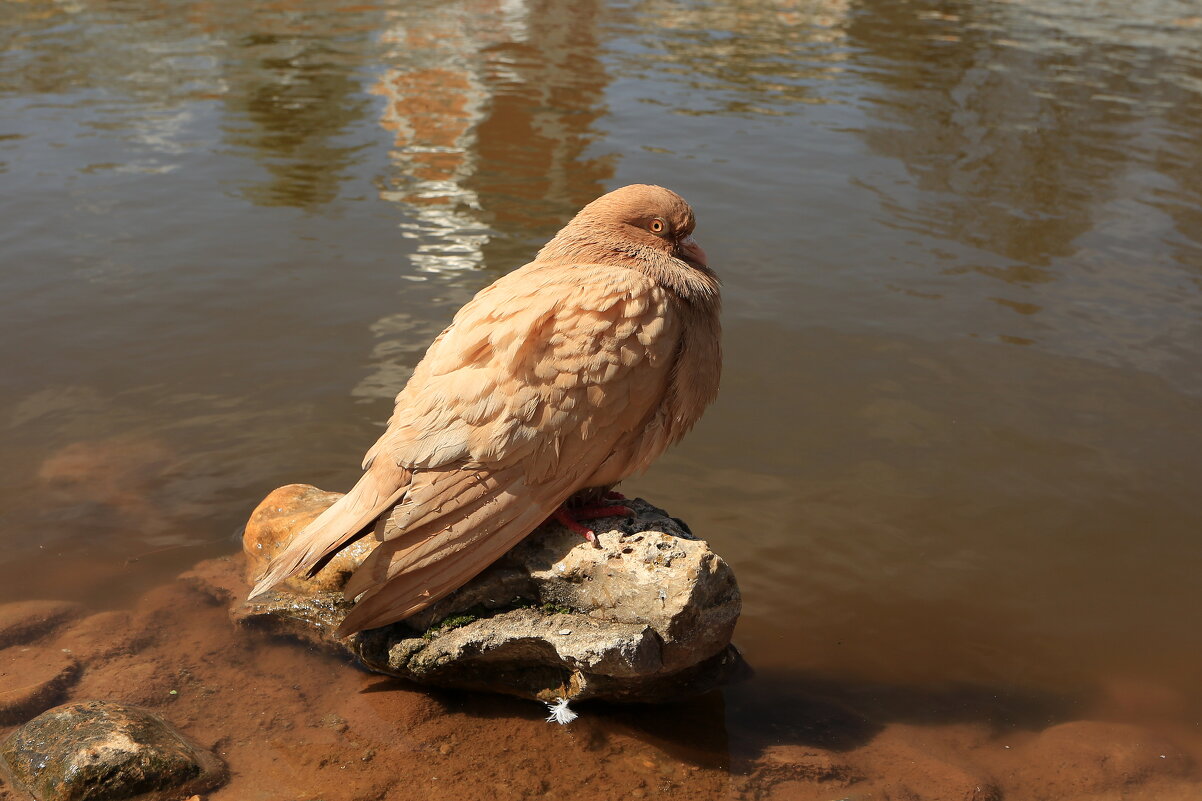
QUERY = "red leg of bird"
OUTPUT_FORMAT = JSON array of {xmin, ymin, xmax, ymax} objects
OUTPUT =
[
  {"xmin": 553, "ymin": 507, "xmax": 599, "ymax": 546},
  {"xmin": 552, "ymin": 502, "xmax": 634, "ymax": 548}
]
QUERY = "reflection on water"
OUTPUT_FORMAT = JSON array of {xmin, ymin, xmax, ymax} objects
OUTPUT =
[
  {"xmin": 220, "ymin": 16, "xmax": 375, "ymax": 209},
  {"xmin": 606, "ymin": 0, "xmax": 853, "ymax": 115},
  {"xmin": 355, "ymin": 0, "xmax": 615, "ymax": 399},
  {"xmin": 3, "ymin": 0, "xmax": 1202, "ymax": 794},
  {"xmin": 844, "ymin": 0, "xmax": 1202, "ymax": 377},
  {"xmin": 373, "ymin": 4, "xmax": 509, "ymax": 273},
  {"xmin": 372, "ymin": 0, "xmax": 613, "ymax": 276}
]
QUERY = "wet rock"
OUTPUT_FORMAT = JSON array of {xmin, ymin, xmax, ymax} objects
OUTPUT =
[
  {"xmin": 35, "ymin": 437, "xmax": 181, "ymax": 539},
  {"xmin": 241, "ymin": 484, "xmax": 379, "ymax": 596},
  {"xmin": 1096, "ymin": 675, "xmax": 1189, "ymax": 722},
  {"xmin": 0, "ymin": 647, "xmax": 81, "ymax": 725},
  {"xmin": 0, "ymin": 600, "xmax": 85, "ymax": 648},
  {"xmin": 236, "ymin": 484, "xmax": 745, "ymax": 703},
  {"xmin": 0, "ymin": 701, "xmax": 227, "ymax": 801},
  {"xmin": 72, "ymin": 656, "xmax": 176, "ymax": 709}
]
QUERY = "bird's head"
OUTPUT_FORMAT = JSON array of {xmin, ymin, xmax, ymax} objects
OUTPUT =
[
  {"xmin": 593, "ymin": 184, "xmax": 708, "ymax": 271},
  {"xmin": 540, "ymin": 184, "xmax": 712, "ymax": 280}
]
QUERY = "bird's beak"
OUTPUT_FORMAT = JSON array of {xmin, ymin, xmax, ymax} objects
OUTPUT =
[{"xmin": 678, "ymin": 235, "xmax": 708, "ymax": 269}]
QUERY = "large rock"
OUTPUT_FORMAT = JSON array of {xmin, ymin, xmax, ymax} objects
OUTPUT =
[
  {"xmin": 236, "ymin": 484, "xmax": 745, "ymax": 703},
  {"xmin": 0, "ymin": 701, "xmax": 226, "ymax": 801}
]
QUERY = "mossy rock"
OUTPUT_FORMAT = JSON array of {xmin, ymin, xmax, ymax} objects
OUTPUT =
[{"xmin": 0, "ymin": 700, "xmax": 226, "ymax": 801}]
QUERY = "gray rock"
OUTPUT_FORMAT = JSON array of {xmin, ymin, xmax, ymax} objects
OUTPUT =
[
  {"xmin": 235, "ymin": 487, "xmax": 746, "ymax": 702},
  {"xmin": 0, "ymin": 700, "xmax": 226, "ymax": 801}
]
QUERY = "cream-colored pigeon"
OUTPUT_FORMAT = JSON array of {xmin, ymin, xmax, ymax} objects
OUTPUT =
[{"xmin": 249, "ymin": 184, "xmax": 722, "ymax": 635}]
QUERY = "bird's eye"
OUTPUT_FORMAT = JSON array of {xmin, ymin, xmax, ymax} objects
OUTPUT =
[{"xmin": 649, "ymin": 218, "xmax": 667, "ymax": 235}]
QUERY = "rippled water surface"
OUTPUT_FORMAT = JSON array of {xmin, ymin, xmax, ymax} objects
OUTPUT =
[{"xmin": 3, "ymin": 0, "xmax": 1202, "ymax": 794}]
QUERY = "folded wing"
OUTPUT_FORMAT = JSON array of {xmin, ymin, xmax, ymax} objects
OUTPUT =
[{"xmin": 252, "ymin": 262, "xmax": 683, "ymax": 631}]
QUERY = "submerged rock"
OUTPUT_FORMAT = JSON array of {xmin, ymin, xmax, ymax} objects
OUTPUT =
[
  {"xmin": 0, "ymin": 701, "xmax": 226, "ymax": 801},
  {"xmin": 0, "ymin": 647, "xmax": 80, "ymax": 726},
  {"xmin": 0, "ymin": 600, "xmax": 85, "ymax": 649},
  {"xmin": 1008, "ymin": 720, "xmax": 1191, "ymax": 797},
  {"xmin": 236, "ymin": 484, "xmax": 746, "ymax": 703},
  {"xmin": 742, "ymin": 745, "xmax": 860, "ymax": 800}
]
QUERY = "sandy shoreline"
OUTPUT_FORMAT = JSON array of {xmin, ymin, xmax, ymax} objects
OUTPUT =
[{"xmin": 1, "ymin": 555, "xmax": 1199, "ymax": 801}]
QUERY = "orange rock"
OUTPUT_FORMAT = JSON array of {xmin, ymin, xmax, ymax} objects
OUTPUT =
[
  {"xmin": 242, "ymin": 484, "xmax": 379, "ymax": 595},
  {"xmin": 747, "ymin": 744, "xmax": 859, "ymax": 800},
  {"xmin": 72, "ymin": 655, "xmax": 175, "ymax": 708},
  {"xmin": 178, "ymin": 556, "xmax": 249, "ymax": 604},
  {"xmin": 1096, "ymin": 675, "xmax": 1189, "ymax": 722}
]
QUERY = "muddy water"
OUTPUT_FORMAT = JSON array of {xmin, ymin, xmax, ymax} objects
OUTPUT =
[{"xmin": 3, "ymin": 0, "xmax": 1202, "ymax": 796}]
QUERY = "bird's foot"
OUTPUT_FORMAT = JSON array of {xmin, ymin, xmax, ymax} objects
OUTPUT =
[
  {"xmin": 552, "ymin": 502, "xmax": 634, "ymax": 548},
  {"xmin": 553, "ymin": 507, "xmax": 599, "ymax": 546}
]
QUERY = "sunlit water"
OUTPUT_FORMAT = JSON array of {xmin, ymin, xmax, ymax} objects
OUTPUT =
[{"xmin": 3, "ymin": 0, "xmax": 1201, "ymax": 790}]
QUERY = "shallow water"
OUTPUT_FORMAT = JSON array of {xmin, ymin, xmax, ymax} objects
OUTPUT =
[{"xmin": 2, "ymin": 0, "xmax": 1202, "ymax": 796}]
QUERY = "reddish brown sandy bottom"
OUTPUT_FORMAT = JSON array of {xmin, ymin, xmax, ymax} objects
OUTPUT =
[{"xmin": 1, "ymin": 556, "xmax": 1200, "ymax": 801}]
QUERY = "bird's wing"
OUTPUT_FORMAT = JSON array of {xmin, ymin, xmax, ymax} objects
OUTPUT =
[
  {"xmin": 363, "ymin": 262, "xmax": 679, "ymax": 479},
  {"xmin": 331, "ymin": 262, "xmax": 683, "ymax": 633}
]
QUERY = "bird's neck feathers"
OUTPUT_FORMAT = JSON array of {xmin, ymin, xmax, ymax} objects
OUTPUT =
[{"xmin": 536, "ymin": 226, "xmax": 721, "ymax": 310}]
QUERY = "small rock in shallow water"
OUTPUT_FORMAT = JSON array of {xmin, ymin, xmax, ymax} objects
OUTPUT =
[
  {"xmin": 236, "ymin": 485, "xmax": 747, "ymax": 703},
  {"xmin": 72, "ymin": 656, "xmax": 175, "ymax": 709},
  {"xmin": 0, "ymin": 647, "xmax": 80, "ymax": 725},
  {"xmin": 745, "ymin": 744, "xmax": 860, "ymax": 800},
  {"xmin": 52, "ymin": 611, "xmax": 148, "ymax": 663},
  {"xmin": 0, "ymin": 600, "xmax": 84, "ymax": 649},
  {"xmin": 0, "ymin": 700, "xmax": 227, "ymax": 801}
]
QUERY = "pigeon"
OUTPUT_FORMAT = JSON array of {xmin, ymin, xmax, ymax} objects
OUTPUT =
[{"xmin": 249, "ymin": 184, "xmax": 721, "ymax": 636}]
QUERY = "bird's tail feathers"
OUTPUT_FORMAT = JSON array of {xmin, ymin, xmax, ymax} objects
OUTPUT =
[
  {"xmin": 333, "ymin": 499, "xmax": 551, "ymax": 636},
  {"xmin": 248, "ymin": 464, "xmax": 410, "ymax": 599},
  {"xmin": 333, "ymin": 470, "xmax": 577, "ymax": 636}
]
